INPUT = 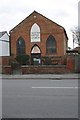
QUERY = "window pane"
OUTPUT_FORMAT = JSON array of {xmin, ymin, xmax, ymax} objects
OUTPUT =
[
  {"xmin": 46, "ymin": 35, "xmax": 56, "ymax": 54},
  {"xmin": 16, "ymin": 37, "xmax": 25, "ymax": 55},
  {"xmin": 31, "ymin": 23, "xmax": 40, "ymax": 42}
]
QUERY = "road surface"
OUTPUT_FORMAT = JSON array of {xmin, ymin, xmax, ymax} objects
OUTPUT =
[{"xmin": 2, "ymin": 78, "xmax": 78, "ymax": 118}]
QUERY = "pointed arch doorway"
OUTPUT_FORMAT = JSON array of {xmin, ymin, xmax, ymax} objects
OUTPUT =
[{"xmin": 31, "ymin": 45, "xmax": 41, "ymax": 65}]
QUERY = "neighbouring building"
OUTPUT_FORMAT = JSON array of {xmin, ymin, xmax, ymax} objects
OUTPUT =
[
  {"xmin": 66, "ymin": 47, "xmax": 80, "ymax": 55},
  {"xmin": 9, "ymin": 11, "xmax": 68, "ymax": 65},
  {"xmin": 0, "ymin": 31, "xmax": 10, "ymax": 56}
]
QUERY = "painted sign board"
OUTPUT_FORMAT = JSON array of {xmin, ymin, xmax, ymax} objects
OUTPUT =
[{"xmin": 33, "ymin": 58, "xmax": 41, "ymax": 63}]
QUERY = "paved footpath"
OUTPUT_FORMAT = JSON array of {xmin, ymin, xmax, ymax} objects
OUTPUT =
[{"xmin": 1, "ymin": 73, "xmax": 79, "ymax": 79}]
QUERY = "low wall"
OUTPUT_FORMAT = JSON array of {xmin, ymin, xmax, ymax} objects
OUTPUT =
[
  {"xmin": 66, "ymin": 55, "xmax": 75, "ymax": 72},
  {"xmin": 67, "ymin": 55, "xmax": 80, "ymax": 73},
  {"xmin": 22, "ymin": 65, "xmax": 70, "ymax": 74},
  {"xmin": 2, "ymin": 66, "xmax": 12, "ymax": 74},
  {"xmin": 75, "ymin": 55, "xmax": 80, "ymax": 73},
  {"xmin": 0, "ymin": 56, "xmax": 10, "ymax": 66},
  {"xmin": 1, "ymin": 55, "xmax": 80, "ymax": 74},
  {"xmin": 0, "ymin": 58, "xmax": 2, "ymax": 66},
  {"xmin": 2, "ymin": 65, "xmax": 71, "ymax": 74},
  {"xmin": 0, "ymin": 66, "xmax": 2, "ymax": 74}
]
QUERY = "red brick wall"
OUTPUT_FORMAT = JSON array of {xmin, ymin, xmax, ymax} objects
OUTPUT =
[
  {"xmin": 67, "ymin": 55, "xmax": 75, "ymax": 72},
  {"xmin": 1, "ymin": 65, "xmax": 72, "ymax": 74},
  {"xmin": 0, "ymin": 57, "xmax": 10, "ymax": 66},
  {"xmin": 2, "ymin": 63, "xmax": 76, "ymax": 74},
  {"xmin": 1, "ymin": 55, "xmax": 77, "ymax": 74},
  {"xmin": 0, "ymin": 57, "xmax": 2, "ymax": 65},
  {"xmin": 2, "ymin": 66, "xmax": 12, "ymax": 74},
  {"xmin": 22, "ymin": 65, "xmax": 71, "ymax": 74},
  {"xmin": 10, "ymin": 11, "xmax": 68, "ymax": 58}
]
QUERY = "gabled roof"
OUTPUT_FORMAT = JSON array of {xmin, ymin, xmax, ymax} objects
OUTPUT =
[
  {"xmin": 9, "ymin": 11, "xmax": 68, "ymax": 39},
  {"xmin": 0, "ymin": 31, "xmax": 7, "ymax": 38},
  {"xmin": 0, "ymin": 31, "xmax": 9, "ymax": 42}
]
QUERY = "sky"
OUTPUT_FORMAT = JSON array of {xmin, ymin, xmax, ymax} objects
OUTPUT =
[{"xmin": 0, "ymin": 0, "xmax": 79, "ymax": 48}]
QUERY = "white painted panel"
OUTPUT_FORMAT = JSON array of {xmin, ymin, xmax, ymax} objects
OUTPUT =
[
  {"xmin": 0, "ymin": 41, "xmax": 10, "ymax": 56},
  {"xmin": 0, "ymin": 41, "xmax": 2, "ymax": 56},
  {"xmin": 31, "ymin": 46, "xmax": 40, "ymax": 53},
  {"xmin": 0, "ymin": 33, "xmax": 9, "ymax": 42},
  {"xmin": 0, "ymin": 33, "xmax": 10, "ymax": 56}
]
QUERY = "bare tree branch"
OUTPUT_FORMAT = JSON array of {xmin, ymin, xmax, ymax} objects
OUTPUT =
[{"xmin": 71, "ymin": 27, "xmax": 80, "ymax": 47}]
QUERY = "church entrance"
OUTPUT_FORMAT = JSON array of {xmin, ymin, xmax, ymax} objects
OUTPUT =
[
  {"xmin": 31, "ymin": 53, "xmax": 41, "ymax": 65},
  {"xmin": 31, "ymin": 45, "xmax": 41, "ymax": 65}
]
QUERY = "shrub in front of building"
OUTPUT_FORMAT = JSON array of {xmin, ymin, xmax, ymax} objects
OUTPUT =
[
  {"xmin": 42, "ymin": 56, "xmax": 52, "ymax": 65},
  {"xmin": 16, "ymin": 54, "xmax": 30, "ymax": 65},
  {"xmin": 42, "ymin": 56, "xmax": 58, "ymax": 65}
]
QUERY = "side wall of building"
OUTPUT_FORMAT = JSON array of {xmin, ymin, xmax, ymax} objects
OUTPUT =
[{"xmin": 0, "ymin": 33, "xmax": 10, "ymax": 56}]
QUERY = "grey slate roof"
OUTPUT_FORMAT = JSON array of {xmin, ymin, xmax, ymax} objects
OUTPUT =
[{"xmin": 0, "ymin": 31, "xmax": 7, "ymax": 38}]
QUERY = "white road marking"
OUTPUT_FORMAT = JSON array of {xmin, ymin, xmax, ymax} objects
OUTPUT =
[{"xmin": 32, "ymin": 87, "xmax": 78, "ymax": 89}]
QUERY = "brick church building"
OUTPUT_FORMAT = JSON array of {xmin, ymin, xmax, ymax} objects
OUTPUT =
[{"xmin": 9, "ymin": 11, "xmax": 68, "ymax": 65}]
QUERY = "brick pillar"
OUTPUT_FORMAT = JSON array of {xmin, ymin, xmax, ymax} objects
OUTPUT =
[{"xmin": 67, "ymin": 55, "xmax": 75, "ymax": 72}]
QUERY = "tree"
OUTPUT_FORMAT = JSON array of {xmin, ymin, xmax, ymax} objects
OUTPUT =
[{"xmin": 71, "ymin": 27, "xmax": 80, "ymax": 48}]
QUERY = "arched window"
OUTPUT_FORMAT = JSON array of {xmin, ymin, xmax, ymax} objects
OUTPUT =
[
  {"xmin": 16, "ymin": 37, "xmax": 25, "ymax": 55},
  {"xmin": 31, "ymin": 23, "xmax": 40, "ymax": 42},
  {"xmin": 46, "ymin": 35, "xmax": 56, "ymax": 54}
]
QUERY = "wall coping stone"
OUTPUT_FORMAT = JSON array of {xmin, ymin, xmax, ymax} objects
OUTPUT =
[{"xmin": 2, "ymin": 65, "xmax": 66, "ymax": 67}]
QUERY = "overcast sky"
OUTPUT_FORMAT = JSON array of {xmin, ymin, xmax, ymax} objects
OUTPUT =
[{"xmin": 0, "ymin": 0, "xmax": 79, "ymax": 48}]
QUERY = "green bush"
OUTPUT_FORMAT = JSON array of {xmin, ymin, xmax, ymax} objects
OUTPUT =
[
  {"xmin": 16, "ymin": 54, "xmax": 30, "ymax": 65},
  {"xmin": 42, "ymin": 56, "xmax": 52, "ymax": 65},
  {"xmin": 42, "ymin": 56, "xmax": 58, "ymax": 65}
]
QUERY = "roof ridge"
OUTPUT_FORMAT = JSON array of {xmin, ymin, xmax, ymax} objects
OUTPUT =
[{"xmin": 9, "ymin": 10, "xmax": 68, "ymax": 39}]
